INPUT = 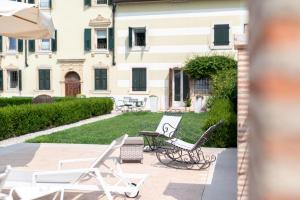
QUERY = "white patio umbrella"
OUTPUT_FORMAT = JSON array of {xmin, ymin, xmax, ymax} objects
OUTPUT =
[{"xmin": 0, "ymin": 0, "xmax": 55, "ymax": 39}]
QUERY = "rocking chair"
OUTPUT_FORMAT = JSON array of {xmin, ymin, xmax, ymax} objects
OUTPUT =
[{"xmin": 156, "ymin": 120, "xmax": 224, "ymax": 170}]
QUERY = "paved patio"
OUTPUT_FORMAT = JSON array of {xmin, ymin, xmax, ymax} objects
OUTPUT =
[{"xmin": 0, "ymin": 143, "xmax": 236, "ymax": 200}]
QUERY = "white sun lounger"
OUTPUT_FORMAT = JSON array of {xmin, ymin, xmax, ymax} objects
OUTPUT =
[{"xmin": 4, "ymin": 134, "xmax": 148, "ymax": 200}]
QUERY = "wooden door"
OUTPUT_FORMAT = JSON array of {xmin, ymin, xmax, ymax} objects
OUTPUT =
[{"xmin": 65, "ymin": 72, "xmax": 81, "ymax": 97}]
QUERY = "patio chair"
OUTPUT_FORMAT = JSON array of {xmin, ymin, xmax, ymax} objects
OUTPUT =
[
  {"xmin": 139, "ymin": 114, "xmax": 182, "ymax": 150},
  {"xmin": 156, "ymin": 120, "xmax": 224, "ymax": 170},
  {"xmin": 4, "ymin": 134, "xmax": 148, "ymax": 200}
]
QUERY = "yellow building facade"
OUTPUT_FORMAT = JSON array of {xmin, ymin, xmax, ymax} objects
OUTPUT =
[{"xmin": 0, "ymin": 0, "xmax": 248, "ymax": 110}]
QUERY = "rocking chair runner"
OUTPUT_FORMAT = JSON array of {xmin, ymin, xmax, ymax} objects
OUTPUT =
[{"xmin": 156, "ymin": 120, "xmax": 224, "ymax": 170}]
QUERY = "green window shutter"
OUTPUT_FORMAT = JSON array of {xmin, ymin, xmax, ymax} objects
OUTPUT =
[
  {"xmin": 95, "ymin": 69, "xmax": 107, "ymax": 90},
  {"xmin": 108, "ymin": 28, "xmax": 114, "ymax": 51},
  {"xmin": 128, "ymin": 27, "xmax": 133, "ymax": 48},
  {"xmin": 45, "ymin": 69, "xmax": 50, "ymax": 90},
  {"xmin": 143, "ymin": 27, "xmax": 147, "ymax": 47},
  {"xmin": 132, "ymin": 68, "xmax": 146, "ymax": 91},
  {"xmin": 0, "ymin": 36, "xmax": 2, "ymax": 52},
  {"xmin": 29, "ymin": 40, "xmax": 35, "ymax": 52},
  {"xmin": 132, "ymin": 69, "xmax": 139, "ymax": 91},
  {"xmin": 17, "ymin": 0, "xmax": 22, "ymax": 2},
  {"xmin": 28, "ymin": 0, "xmax": 35, "ymax": 4},
  {"xmin": 214, "ymin": 24, "xmax": 230, "ymax": 46},
  {"xmin": 49, "ymin": 0, "xmax": 52, "ymax": 9},
  {"xmin": 0, "ymin": 70, "xmax": 3, "ymax": 91},
  {"xmin": 18, "ymin": 70, "xmax": 22, "ymax": 91},
  {"xmin": 39, "ymin": 70, "xmax": 44, "ymax": 90},
  {"xmin": 183, "ymin": 72, "xmax": 190, "ymax": 100},
  {"xmin": 39, "ymin": 69, "xmax": 50, "ymax": 90},
  {"xmin": 84, "ymin": 28, "xmax": 91, "ymax": 51},
  {"xmin": 51, "ymin": 30, "xmax": 57, "ymax": 52},
  {"xmin": 108, "ymin": 0, "xmax": 113, "ymax": 5},
  {"xmin": 84, "ymin": 0, "xmax": 91, "ymax": 7},
  {"xmin": 18, "ymin": 39, "xmax": 23, "ymax": 53}
]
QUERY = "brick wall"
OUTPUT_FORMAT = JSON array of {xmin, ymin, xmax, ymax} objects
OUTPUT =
[
  {"xmin": 235, "ymin": 34, "xmax": 249, "ymax": 200},
  {"xmin": 249, "ymin": 1, "xmax": 300, "ymax": 199}
]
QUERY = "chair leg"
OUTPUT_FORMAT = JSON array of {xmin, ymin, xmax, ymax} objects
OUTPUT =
[{"xmin": 59, "ymin": 190, "xmax": 64, "ymax": 200}]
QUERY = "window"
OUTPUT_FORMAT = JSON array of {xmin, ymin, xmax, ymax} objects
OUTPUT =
[
  {"xmin": 39, "ymin": 69, "xmax": 50, "ymax": 90},
  {"xmin": 96, "ymin": 29, "xmax": 107, "ymax": 49},
  {"xmin": 8, "ymin": 38, "xmax": 17, "ymax": 51},
  {"xmin": 40, "ymin": 0, "xmax": 50, "ymax": 8},
  {"xmin": 8, "ymin": 71, "xmax": 18, "ymax": 89},
  {"xmin": 134, "ymin": 28, "xmax": 146, "ymax": 47},
  {"xmin": 194, "ymin": 78, "xmax": 212, "ymax": 95},
  {"xmin": 41, "ymin": 39, "xmax": 51, "ymax": 51},
  {"xmin": 95, "ymin": 69, "xmax": 107, "ymax": 90},
  {"xmin": 129, "ymin": 27, "xmax": 147, "ymax": 48},
  {"xmin": 132, "ymin": 68, "xmax": 146, "ymax": 91},
  {"xmin": 214, "ymin": 24, "xmax": 230, "ymax": 46},
  {"xmin": 97, "ymin": 0, "xmax": 107, "ymax": 4}
]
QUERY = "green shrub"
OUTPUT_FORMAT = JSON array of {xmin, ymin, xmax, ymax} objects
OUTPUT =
[
  {"xmin": 208, "ymin": 68, "xmax": 237, "ymax": 112},
  {"xmin": 0, "ymin": 98, "xmax": 113, "ymax": 140},
  {"xmin": 0, "ymin": 97, "xmax": 79, "ymax": 107},
  {"xmin": 184, "ymin": 55, "xmax": 237, "ymax": 79},
  {"xmin": 203, "ymin": 98, "xmax": 237, "ymax": 148},
  {"xmin": 0, "ymin": 97, "xmax": 32, "ymax": 107}
]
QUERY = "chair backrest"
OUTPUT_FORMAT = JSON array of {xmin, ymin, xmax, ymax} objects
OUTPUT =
[
  {"xmin": 90, "ymin": 134, "xmax": 128, "ymax": 168},
  {"xmin": 156, "ymin": 115, "xmax": 182, "ymax": 137},
  {"xmin": 191, "ymin": 120, "xmax": 224, "ymax": 151},
  {"xmin": 0, "ymin": 165, "xmax": 11, "ymax": 191}
]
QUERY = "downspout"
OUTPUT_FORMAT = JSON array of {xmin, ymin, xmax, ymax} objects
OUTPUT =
[
  {"xmin": 25, "ymin": 0, "xmax": 28, "ymax": 67},
  {"xmin": 112, "ymin": 2, "xmax": 116, "ymax": 66}
]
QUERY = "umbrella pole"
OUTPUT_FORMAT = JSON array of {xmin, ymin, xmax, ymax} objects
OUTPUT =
[{"xmin": 25, "ymin": 40, "xmax": 28, "ymax": 67}]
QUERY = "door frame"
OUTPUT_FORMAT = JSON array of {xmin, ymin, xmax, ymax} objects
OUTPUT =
[{"xmin": 65, "ymin": 71, "xmax": 81, "ymax": 97}]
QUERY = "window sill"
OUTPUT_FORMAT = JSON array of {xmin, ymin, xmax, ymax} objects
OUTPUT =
[
  {"xmin": 91, "ymin": 49, "xmax": 110, "ymax": 55},
  {"xmin": 90, "ymin": 90, "xmax": 111, "ymax": 94},
  {"xmin": 5, "ymin": 51, "xmax": 18, "ymax": 55},
  {"xmin": 6, "ymin": 89, "xmax": 20, "ymax": 93},
  {"xmin": 130, "ymin": 46, "xmax": 150, "ymax": 52},
  {"xmin": 129, "ymin": 91, "xmax": 150, "ymax": 95},
  {"xmin": 210, "ymin": 44, "xmax": 233, "ymax": 50},
  {"xmin": 36, "ymin": 51, "xmax": 52, "ymax": 55},
  {"xmin": 34, "ymin": 90, "xmax": 54, "ymax": 92},
  {"xmin": 93, "ymin": 4, "xmax": 109, "ymax": 7}
]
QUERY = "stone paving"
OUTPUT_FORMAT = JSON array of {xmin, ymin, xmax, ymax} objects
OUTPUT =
[{"xmin": 0, "ymin": 143, "xmax": 236, "ymax": 200}]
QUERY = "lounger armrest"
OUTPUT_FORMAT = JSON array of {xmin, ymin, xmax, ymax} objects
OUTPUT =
[
  {"xmin": 139, "ymin": 131, "xmax": 160, "ymax": 137},
  {"xmin": 58, "ymin": 158, "xmax": 96, "ymax": 169}
]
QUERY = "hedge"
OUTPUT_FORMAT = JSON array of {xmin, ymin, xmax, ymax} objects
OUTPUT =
[
  {"xmin": 0, "ymin": 97, "xmax": 77, "ymax": 107},
  {"xmin": 203, "ymin": 98, "xmax": 237, "ymax": 148},
  {"xmin": 0, "ymin": 98, "xmax": 113, "ymax": 140},
  {"xmin": 0, "ymin": 97, "xmax": 32, "ymax": 107}
]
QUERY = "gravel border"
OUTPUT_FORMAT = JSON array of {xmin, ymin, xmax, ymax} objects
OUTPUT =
[{"xmin": 0, "ymin": 111, "xmax": 121, "ymax": 147}]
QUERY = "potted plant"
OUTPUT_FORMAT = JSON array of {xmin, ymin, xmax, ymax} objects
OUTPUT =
[
  {"xmin": 149, "ymin": 95, "xmax": 158, "ymax": 112},
  {"xmin": 184, "ymin": 97, "xmax": 192, "ymax": 112}
]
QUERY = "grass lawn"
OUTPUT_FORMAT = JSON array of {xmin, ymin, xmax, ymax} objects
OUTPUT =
[{"xmin": 27, "ymin": 112, "xmax": 208, "ymax": 144}]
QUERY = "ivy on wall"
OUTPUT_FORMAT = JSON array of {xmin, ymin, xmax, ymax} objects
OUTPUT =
[{"xmin": 183, "ymin": 55, "xmax": 237, "ymax": 79}]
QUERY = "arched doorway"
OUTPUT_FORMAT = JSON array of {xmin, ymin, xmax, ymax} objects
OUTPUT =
[{"xmin": 65, "ymin": 71, "xmax": 81, "ymax": 97}]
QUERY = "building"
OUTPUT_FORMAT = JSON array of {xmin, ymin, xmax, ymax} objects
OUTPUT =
[{"xmin": 0, "ymin": 0, "xmax": 248, "ymax": 110}]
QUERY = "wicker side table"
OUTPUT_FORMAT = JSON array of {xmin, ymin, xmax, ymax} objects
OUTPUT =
[{"xmin": 120, "ymin": 137, "xmax": 144, "ymax": 163}]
